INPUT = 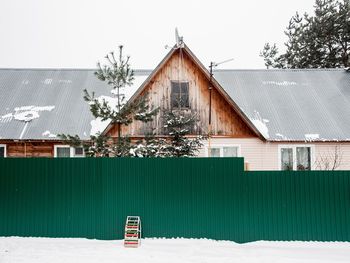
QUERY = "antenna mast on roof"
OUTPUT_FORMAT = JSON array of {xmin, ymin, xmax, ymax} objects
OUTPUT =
[
  {"xmin": 164, "ymin": 28, "xmax": 184, "ymax": 50},
  {"xmin": 175, "ymin": 27, "xmax": 184, "ymax": 48},
  {"xmin": 208, "ymin": 58, "xmax": 234, "ymax": 157}
]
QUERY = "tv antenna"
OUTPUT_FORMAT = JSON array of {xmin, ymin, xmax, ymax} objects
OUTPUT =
[
  {"xmin": 165, "ymin": 28, "xmax": 184, "ymax": 49},
  {"xmin": 175, "ymin": 27, "xmax": 184, "ymax": 48},
  {"xmin": 208, "ymin": 58, "xmax": 234, "ymax": 156}
]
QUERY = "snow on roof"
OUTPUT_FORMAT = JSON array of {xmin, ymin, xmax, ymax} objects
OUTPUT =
[
  {"xmin": 111, "ymin": 75, "xmax": 149, "ymax": 101},
  {"xmin": 89, "ymin": 75, "xmax": 150, "ymax": 136},
  {"xmin": 0, "ymin": 69, "xmax": 151, "ymax": 140},
  {"xmin": 1, "ymin": 105, "xmax": 56, "ymax": 122},
  {"xmin": 248, "ymin": 111, "xmax": 269, "ymax": 139},
  {"xmin": 1, "ymin": 68, "xmax": 350, "ymax": 141},
  {"xmin": 214, "ymin": 69, "xmax": 350, "ymax": 141},
  {"xmin": 42, "ymin": 130, "xmax": 57, "ymax": 138}
]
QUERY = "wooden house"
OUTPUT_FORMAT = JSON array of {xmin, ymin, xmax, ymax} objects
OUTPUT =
[{"xmin": 1, "ymin": 42, "xmax": 350, "ymax": 170}]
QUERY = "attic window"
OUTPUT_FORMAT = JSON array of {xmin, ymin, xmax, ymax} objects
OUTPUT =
[{"xmin": 171, "ymin": 81, "xmax": 189, "ymax": 108}]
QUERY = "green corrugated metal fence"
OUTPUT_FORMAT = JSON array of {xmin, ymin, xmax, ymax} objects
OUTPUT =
[{"xmin": 0, "ymin": 158, "xmax": 349, "ymax": 243}]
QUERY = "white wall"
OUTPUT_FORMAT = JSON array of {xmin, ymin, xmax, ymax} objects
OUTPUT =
[{"xmin": 199, "ymin": 138, "xmax": 350, "ymax": 171}]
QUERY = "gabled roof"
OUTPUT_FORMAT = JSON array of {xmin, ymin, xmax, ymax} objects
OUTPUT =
[
  {"xmin": 1, "ymin": 49, "xmax": 350, "ymax": 142},
  {"xmin": 0, "ymin": 69, "xmax": 150, "ymax": 140},
  {"xmin": 108, "ymin": 44, "xmax": 264, "ymax": 139},
  {"xmin": 213, "ymin": 69, "xmax": 350, "ymax": 141}
]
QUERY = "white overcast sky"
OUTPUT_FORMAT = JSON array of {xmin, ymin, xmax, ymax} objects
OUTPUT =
[{"xmin": 0, "ymin": 0, "xmax": 316, "ymax": 69}]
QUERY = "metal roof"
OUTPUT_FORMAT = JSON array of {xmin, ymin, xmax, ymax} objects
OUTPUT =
[
  {"xmin": 0, "ymin": 69, "xmax": 151, "ymax": 140},
  {"xmin": 1, "ymin": 68, "xmax": 350, "ymax": 141},
  {"xmin": 213, "ymin": 69, "xmax": 350, "ymax": 141}
]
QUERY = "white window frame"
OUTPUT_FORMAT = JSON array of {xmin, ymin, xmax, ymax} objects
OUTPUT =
[
  {"xmin": 54, "ymin": 145, "xmax": 85, "ymax": 158},
  {"xmin": 74, "ymin": 146, "xmax": 85, "ymax": 158},
  {"xmin": 205, "ymin": 144, "xmax": 241, "ymax": 157},
  {"xmin": 0, "ymin": 144, "xmax": 7, "ymax": 157},
  {"xmin": 278, "ymin": 144, "xmax": 315, "ymax": 171},
  {"xmin": 54, "ymin": 145, "xmax": 73, "ymax": 158}
]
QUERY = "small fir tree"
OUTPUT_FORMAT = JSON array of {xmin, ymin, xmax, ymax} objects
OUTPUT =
[{"xmin": 162, "ymin": 110, "xmax": 204, "ymax": 157}]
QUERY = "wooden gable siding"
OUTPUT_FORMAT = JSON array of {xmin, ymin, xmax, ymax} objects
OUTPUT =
[{"xmin": 108, "ymin": 49, "xmax": 256, "ymax": 138}]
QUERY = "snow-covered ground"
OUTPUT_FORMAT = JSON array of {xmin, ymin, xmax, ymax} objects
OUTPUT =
[{"xmin": 1, "ymin": 237, "xmax": 349, "ymax": 263}]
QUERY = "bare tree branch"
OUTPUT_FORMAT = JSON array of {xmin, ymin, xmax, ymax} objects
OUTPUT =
[{"xmin": 314, "ymin": 145, "xmax": 343, "ymax": 170}]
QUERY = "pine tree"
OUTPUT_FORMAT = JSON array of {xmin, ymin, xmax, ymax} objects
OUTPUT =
[
  {"xmin": 59, "ymin": 46, "xmax": 159, "ymax": 157},
  {"xmin": 260, "ymin": 0, "xmax": 350, "ymax": 68},
  {"xmin": 162, "ymin": 110, "xmax": 204, "ymax": 157},
  {"xmin": 130, "ymin": 135, "xmax": 169, "ymax": 157},
  {"xmin": 85, "ymin": 46, "xmax": 159, "ymax": 150},
  {"xmin": 260, "ymin": 43, "xmax": 284, "ymax": 69}
]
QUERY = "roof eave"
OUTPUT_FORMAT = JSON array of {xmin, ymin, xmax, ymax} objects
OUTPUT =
[{"xmin": 181, "ymin": 44, "xmax": 266, "ymax": 141}]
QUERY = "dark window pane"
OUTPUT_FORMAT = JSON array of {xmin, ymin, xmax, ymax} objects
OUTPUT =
[
  {"xmin": 171, "ymin": 82, "xmax": 180, "ymax": 93},
  {"xmin": 296, "ymin": 147, "xmax": 311, "ymax": 170},
  {"xmin": 210, "ymin": 148, "xmax": 220, "ymax": 157},
  {"xmin": 281, "ymin": 148, "xmax": 293, "ymax": 170},
  {"xmin": 75, "ymin": 147, "xmax": 84, "ymax": 156},
  {"xmin": 0, "ymin": 146, "xmax": 4, "ymax": 157},
  {"xmin": 181, "ymin": 82, "xmax": 189, "ymax": 93},
  {"xmin": 181, "ymin": 94, "xmax": 189, "ymax": 107},
  {"xmin": 171, "ymin": 81, "xmax": 189, "ymax": 108},
  {"xmin": 57, "ymin": 147, "xmax": 70, "ymax": 157},
  {"xmin": 171, "ymin": 92, "xmax": 179, "ymax": 108}
]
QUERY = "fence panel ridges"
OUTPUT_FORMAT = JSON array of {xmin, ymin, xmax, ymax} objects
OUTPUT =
[{"xmin": 0, "ymin": 158, "xmax": 349, "ymax": 243}]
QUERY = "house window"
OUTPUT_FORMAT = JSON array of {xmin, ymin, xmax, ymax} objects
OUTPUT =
[
  {"xmin": 223, "ymin": 147, "xmax": 238, "ymax": 157},
  {"xmin": 55, "ymin": 145, "xmax": 71, "ymax": 157},
  {"xmin": 171, "ymin": 81, "xmax": 189, "ymax": 108},
  {"xmin": 296, "ymin": 147, "xmax": 311, "ymax": 170},
  {"xmin": 279, "ymin": 145, "xmax": 313, "ymax": 171},
  {"xmin": 54, "ymin": 145, "xmax": 85, "ymax": 158},
  {"xmin": 207, "ymin": 145, "xmax": 240, "ymax": 157},
  {"xmin": 0, "ymin": 144, "xmax": 6, "ymax": 158},
  {"xmin": 74, "ymin": 147, "xmax": 84, "ymax": 157},
  {"xmin": 210, "ymin": 148, "xmax": 221, "ymax": 157},
  {"xmin": 281, "ymin": 148, "xmax": 293, "ymax": 170}
]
